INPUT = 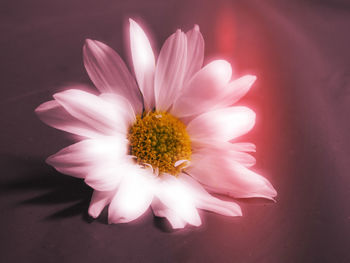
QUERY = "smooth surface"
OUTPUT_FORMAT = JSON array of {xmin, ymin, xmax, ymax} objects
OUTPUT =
[{"xmin": 1, "ymin": 0, "xmax": 350, "ymax": 262}]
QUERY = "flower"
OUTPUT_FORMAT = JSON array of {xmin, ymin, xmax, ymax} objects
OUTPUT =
[{"xmin": 35, "ymin": 19, "xmax": 277, "ymax": 229}]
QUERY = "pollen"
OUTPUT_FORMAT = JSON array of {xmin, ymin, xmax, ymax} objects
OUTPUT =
[{"xmin": 128, "ymin": 111, "xmax": 191, "ymax": 176}]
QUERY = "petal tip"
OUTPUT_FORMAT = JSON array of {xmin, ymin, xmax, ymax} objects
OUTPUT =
[
  {"xmin": 247, "ymin": 75, "xmax": 257, "ymax": 86},
  {"xmin": 84, "ymin": 38, "xmax": 95, "ymax": 48},
  {"xmin": 129, "ymin": 18, "xmax": 138, "ymax": 29},
  {"xmin": 88, "ymin": 208, "xmax": 99, "ymax": 219},
  {"xmin": 34, "ymin": 103, "xmax": 45, "ymax": 114}
]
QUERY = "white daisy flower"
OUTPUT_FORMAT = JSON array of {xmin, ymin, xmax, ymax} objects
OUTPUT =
[{"xmin": 35, "ymin": 19, "xmax": 277, "ymax": 229}]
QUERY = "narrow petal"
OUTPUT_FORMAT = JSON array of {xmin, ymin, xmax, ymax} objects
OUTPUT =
[
  {"xmin": 46, "ymin": 137, "xmax": 128, "ymax": 180},
  {"xmin": 156, "ymin": 174, "xmax": 201, "ymax": 226},
  {"xmin": 53, "ymin": 89, "xmax": 134, "ymax": 136},
  {"xmin": 192, "ymin": 142, "xmax": 256, "ymax": 167},
  {"xmin": 154, "ymin": 30, "xmax": 187, "ymax": 111},
  {"xmin": 88, "ymin": 190, "xmax": 115, "ymax": 218},
  {"xmin": 35, "ymin": 100, "xmax": 102, "ymax": 138},
  {"xmin": 187, "ymin": 106, "xmax": 256, "ymax": 142},
  {"xmin": 108, "ymin": 168, "xmax": 154, "ymax": 224},
  {"xmin": 178, "ymin": 174, "xmax": 242, "ymax": 216},
  {"xmin": 230, "ymin": 142, "xmax": 256, "ymax": 152},
  {"xmin": 217, "ymin": 75, "xmax": 256, "ymax": 107},
  {"xmin": 183, "ymin": 25, "xmax": 204, "ymax": 83},
  {"xmin": 151, "ymin": 198, "xmax": 186, "ymax": 229},
  {"xmin": 188, "ymin": 150, "xmax": 277, "ymax": 200},
  {"xmin": 129, "ymin": 19, "xmax": 156, "ymax": 111},
  {"xmin": 172, "ymin": 60, "xmax": 232, "ymax": 117},
  {"xmin": 83, "ymin": 39, "xmax": 143, "ymax": 113}
]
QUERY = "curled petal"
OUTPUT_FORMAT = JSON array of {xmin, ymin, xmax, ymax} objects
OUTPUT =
[
  {"xmin": 129, "ymin": 19, "xmax": 156, "ymax": 111},
  {"xmin": 172, "ymin": 60, "xmax": 232, "ymax": 117},
  {"xmin": 83, "ymin": 39, "xmax": 143, "ymax": 113},
  {"xmin": 187, "ymin": 106, "xmax": 256, "ymax": 142},
  {"xmin": 155, "ymin": 29, "xmax": 187, "ymax": 111},
  {"xmin": 89, "ymin": 190, "xmax": 115, "ymax": 218},
  {"xmin": 108, "ymin": 168, "xmax": 154, "ymax": 224}
]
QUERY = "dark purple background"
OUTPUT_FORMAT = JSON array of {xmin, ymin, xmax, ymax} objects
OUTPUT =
[{"xmin": 1, "ymin": 0, "xmax": 350, "ymax": 262}]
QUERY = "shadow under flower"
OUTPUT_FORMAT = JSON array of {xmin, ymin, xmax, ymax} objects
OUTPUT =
[{"xmin": 0, "ymin": 154, "xmax": 93, "ymax": 222}]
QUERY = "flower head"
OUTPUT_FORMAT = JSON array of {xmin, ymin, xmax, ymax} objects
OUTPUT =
[{"xmin": 35, "ymin": 19, "xmax": 276, "ymax": 228}]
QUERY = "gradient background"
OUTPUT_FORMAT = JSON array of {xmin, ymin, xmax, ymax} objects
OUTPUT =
[{"xmin": 1, "ymin": 0, "xmax": 350, "ymax": 262}]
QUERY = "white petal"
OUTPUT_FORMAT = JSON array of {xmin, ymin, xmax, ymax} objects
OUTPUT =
[
  {"xmin": 217, "ymin": 75, "xmax": 256, "ymax": 107},
  {"xmin": 88, "ymin": 190, "xmax": 115, "ymax": 218},
  {"xmin": 172, "ymin": 60, "xmax": 232, "ymax": 117},
  {"xmin": 154, "ymin": 30, "xmax": 187, "ymax": 111},
  {"xmin": 156, "ymin": 174, "xmax": 201, "ymax": 226},
  {"xmin": 187, "ymin": 106, "xmax": 256, "ymax": 142},
  {"xmin": 183, "ymin": 25, "xmax": 204, "ymax": 83},
  {"xmin": 129, "ymin": 19, "xmax": 156, "ymax": 111},
  {"xmin": 35, "ymin": 100, "xmax": 102, "ymax": 138},
  {"xmin": 151, "ymin": 198, "xmax": 186, "ymax": 229},
  {"xmin": 188, "ymin": 150, "xmax": 277, "ymax": 200},
  {"xmin": 83, "ymin": 39, "xmax": 143, "ymax": 113},
  {"xmin": 178, "ymin": 174, "xmax": 242, "ymax": 216},
  {"xmin": 53, "ymin": 89, "xmax": 134, "ymax": 136},
  {"xmin": 108, "ymin": 168, "xmax": 154, "ymax": 224},
  {"xmin": 99, "ymin": 93, "xmax": 136, "ymax": 125},
  {"xmin": 192, "ymin": 142, "xmax": 256, "ymax": 167},
  {"xmin": 84, "ymin": 165, "xmax": 125, "ymax": 191},
  {"xmin": 46, "ymin": 137, "xmax": 128, "ymax": 179}
]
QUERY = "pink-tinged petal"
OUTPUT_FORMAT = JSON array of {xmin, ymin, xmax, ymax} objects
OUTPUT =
[
  {"xmin": 108, "ymin": 168, "xmax": 154, "ymax": 224},
  {"xmin": 151, "ymin": 198, "xmax": 186, "ymax": 229},
  {"xmin": 192, "ymin": 142, "xmax": 256, "ymax": 167},
  {"xmin": 156, "ymin": 174, "xmax": 201, "ymax": 226},
  {"xmin": 183, "ymin": 25, "xmax": 204, "ymax": 83},
  {"xmin": 154, "ymin": 30, "xmax": 187, "ymax": 111},
  {"xmin": 172, "ymin": 60, "xmax": 232, "ymax": 117},
  {"xmin": 230, "ymin": 142, "xmax": 256, "ymax": 152},
  {"xmin": 83, "ymin": 39, "xmax": 143, "ymax": 113},
  {"xmin": 188, "ymin": 151, "xmax": 277, "ymax": 200},
  {"xmin": 46, "ymin": 137, "xmax": 128, "ymax": 179},
  {"xmin": 187, "ymin": 106, "xmax": 256, "ymax": 142},
  {"xmin": 53, "ymin": 89, "xmax": 134, "ymax": 136},
  {"xmin": 129, "ymin": 19, "xmax": 156, "ymax": 111},
  {"xmin": 179, "ymin": 174, "xmax": 242, "ymax": 216},
  {"xmin": 217, "ymin": 75, "xmax": 256, "ymax": 107},
  {"xmin": 35, "ymin": 100, "xmax": 102, "ymax": 138},
  {"xmin": 228, "ymin": 151, "xmax": 256, "ymax": 167},
  {"xmin": 88, "ymin": 190, "xmax": 115, "ymax": 218}
]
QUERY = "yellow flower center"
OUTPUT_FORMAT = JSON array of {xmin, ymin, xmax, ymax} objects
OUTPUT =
[{"xmin": 128, "ymin": 111, "xmax": 191, "ymax": 176}]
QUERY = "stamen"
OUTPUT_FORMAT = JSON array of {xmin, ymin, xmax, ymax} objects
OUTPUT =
[{"xmin": 128, "ymin": 111, "xmax": 191, "ymax": 175}]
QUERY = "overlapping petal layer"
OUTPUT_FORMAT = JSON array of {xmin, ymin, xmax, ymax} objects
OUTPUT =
[{"xmin": 36, "ymin": 19, "xmax": 276, "ymax": 229}]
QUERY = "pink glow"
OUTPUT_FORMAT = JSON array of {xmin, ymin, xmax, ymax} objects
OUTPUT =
[{"xmin": 215, "ymin": 6, "xmax": 236, "ymax": 58}]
